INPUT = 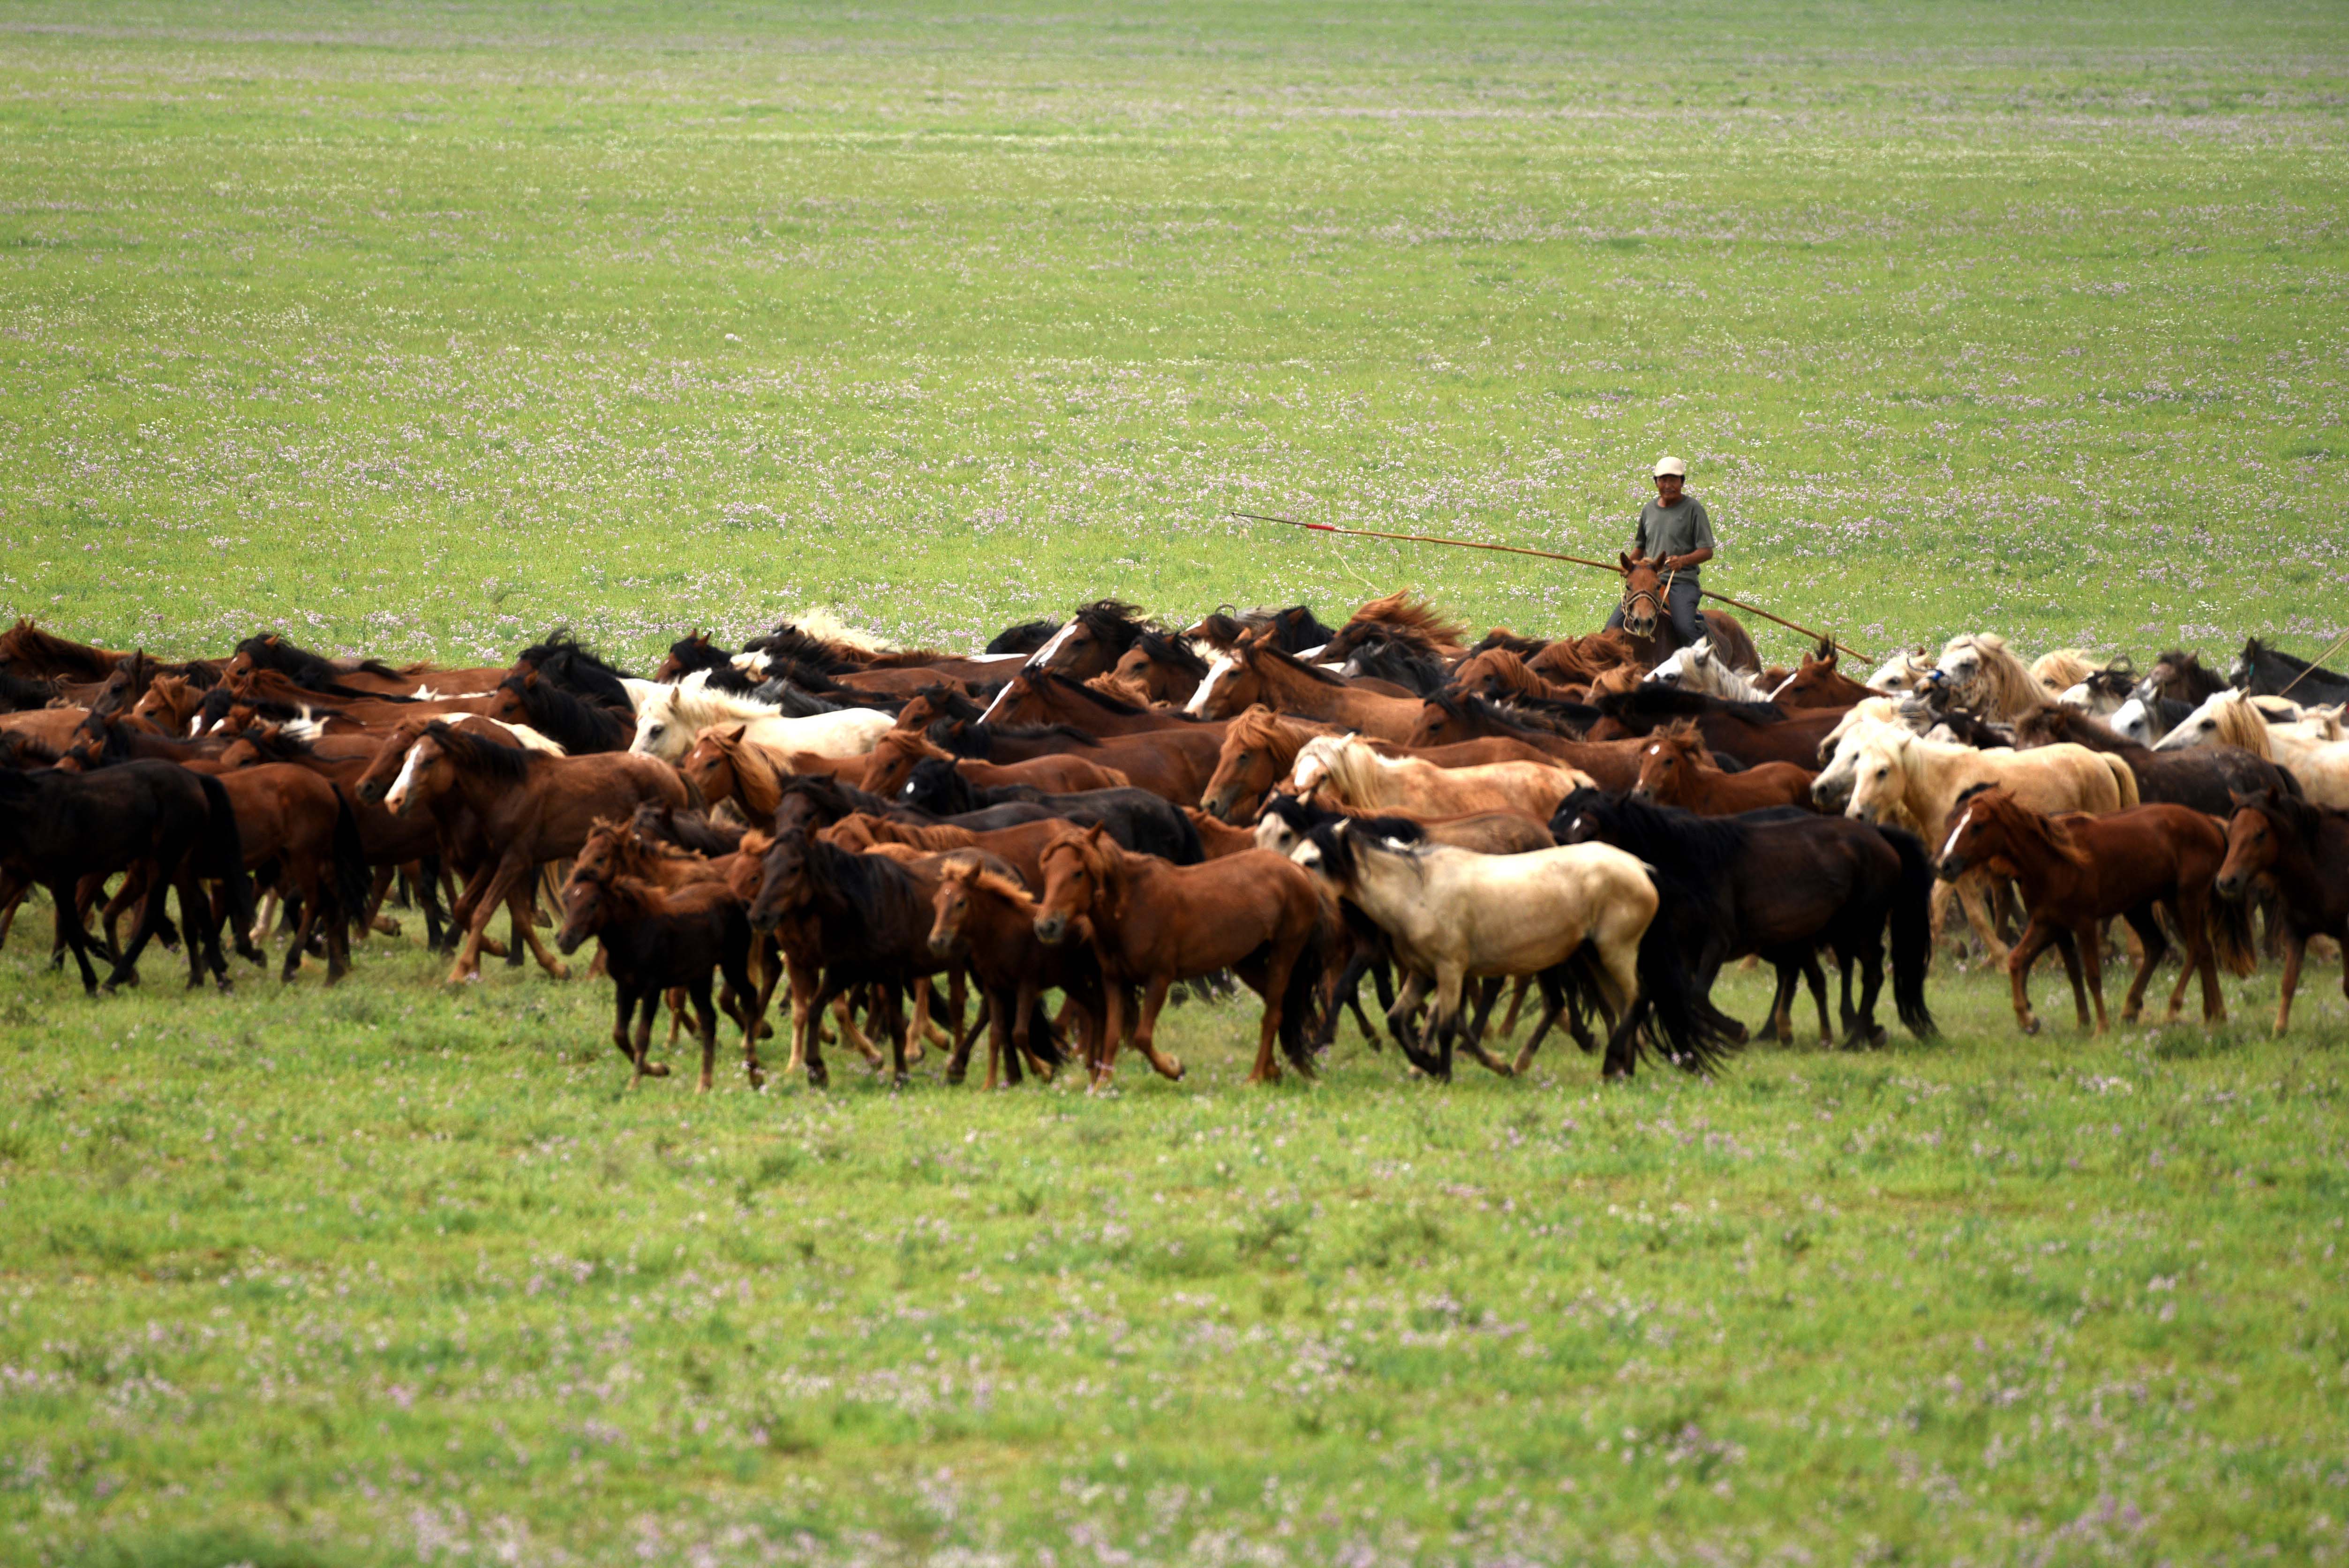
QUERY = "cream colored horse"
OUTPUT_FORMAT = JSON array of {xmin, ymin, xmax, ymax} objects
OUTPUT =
[
  {"xmin": 1289, "ymin": 734, "xmax": 1591, "ymax": 822},
  {"xmin": 630, "ymin": 669, "xmax": 893, "ymax": 763},
  {"xmin": 2154, "ymin": 690, "xmax": 2349, "ymax": 807}
]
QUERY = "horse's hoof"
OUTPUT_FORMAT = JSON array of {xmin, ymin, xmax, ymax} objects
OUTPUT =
[
  {"xmin": 643, "ymin": 1061, "xmax": 670, "ymax": 1078},
  {"xmin": 806, "ymin": 1067, "xmax": 829, "ymax": 1090},
  {"xmin": 546, "ymin": 961, "xmax": 572, "ymax": 982},
  {"xmin": 2019, "ymin": 1017, "xmax": 2041, "ymax": 1036}
]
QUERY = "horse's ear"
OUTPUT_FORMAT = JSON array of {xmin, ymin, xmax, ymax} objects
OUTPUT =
[
  {"xmin": 1618, "ymin": 551, "xmax": 1636, "ymax": 573},
  {"xmin": 524, "ymin": 669, "xmax": 541, "ymax": 688},
  {"xmin": 719, "ymin": 723, "xmax": 746, "ymax": 742}
]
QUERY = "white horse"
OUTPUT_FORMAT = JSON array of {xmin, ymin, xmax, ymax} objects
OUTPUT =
[
  {"xmin": 1289, "ymin": 822, "xmax": 1665, "ymax": 1079},
  {"xmin": 1864, "ymin": 650, "xmax": 1938, "ymax": 694},
  {"xmin": 1646, "ymin": 638, "xmax": 1772, "ymax": 703},
  {"xmin": 630, "ymin": 669, "xmax": 892, "ymax": 763}
]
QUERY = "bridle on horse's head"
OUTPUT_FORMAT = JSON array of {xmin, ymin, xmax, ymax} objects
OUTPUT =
[{"xmin": 1619, "ymin": 557, "xmax": 1676, "ymax": 634}]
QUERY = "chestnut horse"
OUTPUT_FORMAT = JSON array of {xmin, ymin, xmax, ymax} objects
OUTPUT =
[
  {"xmin": 1188, "ymin": 633, "xmax": 1423, "ymax": 742},
  {"xmin": 1033, "ymin": 823, "xmax": 1325, "ymax": 1086},
  {"xmin": 375, "ymin": 720, "xmax": 687, "ymax": 982},
  {"xmin": 926, "ymin": 859, "xmax": 1099, "ymax": 1089},
  {"xmin": 1631, "ymin": 724, "xmax": 1818, "ymax": 815},
  {"xmin": 859, "ymin": 726, "xmax": 1130, "ymax": 800},
  {"xmin": 1935, "ymin": 788, "xmax": 2251, "ymax": 1035},
  {"xmin": 1772, "ymin": 641, "xmax": 1880, "ymax": 710},
  {"xmin": 2216, "ymin": 789, "xmax": 2349, "ymax": 1035}
]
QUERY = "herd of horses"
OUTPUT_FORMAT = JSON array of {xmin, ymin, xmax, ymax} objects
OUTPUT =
[{"xmin": 1, "ymin": 571, "xmax": 2344, "ymax": 1091}]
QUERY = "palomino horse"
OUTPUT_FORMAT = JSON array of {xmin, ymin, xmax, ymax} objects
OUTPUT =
[
  {"xmin": 2216, "ymin": 789, "xmax": 2349, "ymax": 1035},
  {"xmin": 2153, "ymin": 690, "xmax": 2349, "ymax": 807},
  {"xmin": 1936, "ymin": 788, "xmax": 2251, "ymax": 1035},
  {"xmin": 1934, "ymin": 634, "xmax": 2056, "ymax": 722},
  {"xmin": 1614, "ymin": 555, "xmax": 1760, "ymax": 673},
  {"xmin": 1033, "ymin": 823, "xmax": 1325, "ymax": 1086},
  {"xmin": 631, "ymin": 670, "xmax": 894, "ymax": 764},
  {"xmin": 1187, "ymin": 632, "xmax": 1424, "ymax": 742},
  {"xmin": 1293, "ymin": 819, "xmax": 1730, "ymax": 1080},
  {"xmin": 1630, "ymin": 723, "xmax": 1818, "ymax": 815},
  {"xmin": 1200, "ymin": 706, "xmax": 1551, "ymax": 823},
  {"xmin": 376, "ymin": 720, "xmax": 687, "ymax": 982},
  {"xmin": 1292, "ymin": 734, "xmax": 1590, "ymax": 822}
]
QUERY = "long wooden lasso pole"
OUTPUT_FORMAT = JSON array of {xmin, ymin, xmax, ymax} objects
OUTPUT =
[
  {"xmin": 2273, "ymin": 624, "xmax": 2349, "ymax": 700},
  {"xmin": 1228, "ymin": 511, "xmax": 1875, "ymax": 663}
]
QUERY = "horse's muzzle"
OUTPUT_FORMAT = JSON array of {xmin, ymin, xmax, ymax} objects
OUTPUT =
[
  {"xmin": 1033, "ymin": 913, "xmax": 1069, "ymax": 946},
  {"xmin": 1933, "ymin": 853, "xmax": 1966, "ymax": 883}
]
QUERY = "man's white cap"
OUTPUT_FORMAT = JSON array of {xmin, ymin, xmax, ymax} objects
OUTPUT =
[{"xmin": 1653, "ymin": 455, "xmax": 1687, "ymax": 478}]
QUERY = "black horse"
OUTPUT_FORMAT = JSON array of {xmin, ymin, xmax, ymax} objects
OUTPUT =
[
  {"xmin": 0, "ymin": 761, "xmax": 256, "ymax": 993},
  {"xmin": 2231, "ymin": 638, "xmax": 2349, "ymax": 706},
  {"xmin": 896, "ymin": 758, "xmax": 1203, "ymax": 864},
  {"xmin": 512, "ymin": 629, "xmax": 639, "ymax": 716},
  {"xmin": 232, "ymin": 632, "xmax": 408, "ymax": 693},
  {"xmin": 1551, "ymin": 789, "xmax": 1935, "ymax": 1049}
]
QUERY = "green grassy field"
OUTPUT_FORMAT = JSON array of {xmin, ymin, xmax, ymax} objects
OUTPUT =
[{"xmin": 5, "ymin": 1, "xmax": 2349, "ymax": 1562}]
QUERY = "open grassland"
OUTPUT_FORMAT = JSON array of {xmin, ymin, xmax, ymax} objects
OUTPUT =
[
  {"xmin": 7, "ymin": 1, "xmax": 2349, "ymax": 1562},
  {"xmin": 1, "ymin": 0, "xmax": 2346, "ymax": 666},
  {"xmin": 4, "ymin": 931, "xmax": 2349, "ymax": 1566}
]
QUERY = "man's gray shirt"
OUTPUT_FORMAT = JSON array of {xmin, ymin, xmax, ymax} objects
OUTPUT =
[{"xmin": 1634, "ymin": 496, "xmax": 1717, "ymax": 577}]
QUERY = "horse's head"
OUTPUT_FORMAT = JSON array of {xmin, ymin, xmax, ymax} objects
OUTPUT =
[
  {"xmin": 1036, "ymin": 600, "xmax": 1145, "ymax": 682},
  {"xmin": 381, "ymin": 724, "xmax": 455, "ymax": 817},
  {"xmin": 1617, "ymin": 553, "xmax": 1668, "ymax": 640},
  {"xmin": 629, "ymin": 686, "xmax": 683, "ymax": 759},
  {"xmin": 2216, "ymin": 792, "xmax": 2287, "ymax": 901},
  {"xmin": 677, "ymin": 727, "xmax": 738, "ymax": 805},
  {"xmin": 1202, "ymin": 705, "xmax": 1287, "ymax": 823},
  {"xmin": 862, "ymin": 727, "xmax": 939, "ymax": 800},
  {"xmin": 653, "ymin": 630, "xmax": 712, "ymax": 684},
  {"xmin": 747, "ymin": 825, "xmax": 815, "ymax": 930},
  {"xmin": 1033, "ymin": 824, "xmax": 1111, "ymax": 945},
  {"xmin": 1932, "ymin": 786, "xmax": 2012, "ymax": 880},
  {"xmin": 926, "ymin": 858, "xmax": 983, "ymax": 957},
  {"xmin": 1845, "ymin": 732, "xmax": 1912, "ymax": 825},
  {"xmin": 1288, "ymin": 734, "xmax": 1346, "ymax": 805},
  {"xmin": 1187, "ymin": 634, "xmax": 1268, "ymax": 720},
  {"xmin": 354, "ymin": 716, "xmax": 433, "ymax": 805},
  {"xmin": 1631, "ymin": 724, "xmax": 1703, "ymax": 805}
]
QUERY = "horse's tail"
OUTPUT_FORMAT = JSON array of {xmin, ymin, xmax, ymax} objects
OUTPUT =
[
  {"xmin": 195, "ymin": 773, "xmax": 258, "ymax": 953},
  {"xmin": 330, "ymin": 788, "xmax": 373, "ymax": 926},
  {"xmin": 2104, "ymin": 752, "xmax": 2141, "ymax": 809},
  {"xmin": 1277, "ymin": 910, "xmax": 1331, "ymax": 1077},
  {"xmin": 1881, "ymin": 826, "xmax": 1939, "ymax": 1038},
  {"xmin": 1630, "ymin": 886, "xmax": 1739, "ymax": 1074},
  {"xmin": 1023, "ymin": 995, "xmax": 1068, "ymax": 1070},
  {"xmin": 2208, "ymin": 878, "xmax": 2258, "ymax": 978}
]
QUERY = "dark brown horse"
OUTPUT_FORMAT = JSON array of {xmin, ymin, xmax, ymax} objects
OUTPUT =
[
  {"xmin": 2216, "ymin": 789, "xmax": 2349, "ymax": 1035},
  {"xmin": 1936, "ymin": 787, "xmax": 2251, "ymax": 1035}
]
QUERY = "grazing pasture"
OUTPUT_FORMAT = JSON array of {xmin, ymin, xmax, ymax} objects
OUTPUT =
[{"xmin": 4, "ymin": 1, "xmax": 2349, "ymax": 1564}]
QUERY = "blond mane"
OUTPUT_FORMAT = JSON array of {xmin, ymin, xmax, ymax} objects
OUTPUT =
[
  {"xmin": 2028, "ymin": 648, "xmax": 2097, "ymax": 695},
  {"xmin": 1937, "ymin": 633, "xmax": 2052, "ymax": 720}
]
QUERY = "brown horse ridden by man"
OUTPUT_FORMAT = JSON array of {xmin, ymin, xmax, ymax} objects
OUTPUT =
[
  {"xmin": 1631, "ymin": 723, "xmax": 1820, "ymax": 815},
  {"xmin": 1612, "ymin": 555, "xmax": 1761, "ymax": 672},
  {"xmin": 926, "ymin": 859, "xmax": 1102, "ymax": 1089},
  {"xmin": 2215, "ymin": 789, "xmax": 2349, "ymax": 1035},
  {"xmin": 1935, "ymin": 786, "xmax": 2252, "ymax": 1036},
  {"xmin": 370, "ymin": 719, "xmax": 687, "ymax": 983},
  {"xmin": 1032, "ymin": 822, "xmax": 1326, "ymax": 1087},
  {"xmin": 1188, "ymin": 631, "xmax": 1425, "ymax": 742}
]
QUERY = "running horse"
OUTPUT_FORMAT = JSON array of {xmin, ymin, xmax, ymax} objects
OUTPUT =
[{"xmin": 1613, "ymin": 555, "xmax": 1761, "ymax": 674}]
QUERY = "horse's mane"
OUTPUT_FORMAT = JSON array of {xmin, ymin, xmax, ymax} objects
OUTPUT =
[
  {"xmin": 661, "ymin": 669, "xmax": 798, "ymax": 726},
  {"xmin": 928, "ymin": 718, "xmax": 1100, "ymax": 757},
  {"xmin": 0, "ymin": 667, "xmax": 60, "ymax": 712},
  {"xmin": 1069, "ymin": 599, "xmax": 1152, "ymax": 654},
  {"xmin": 515, "ymin": 628, "xmax": 639, "ymax": 712},
  {"xmin": 985, "ymin": 618, "xmax": 1061, "ymax": 657},
  {"xmin": 1247, "ymin": 638, "xmax": 1348, "ymax": 689},
  {"xmin": 1597, "ymin": 687, "xmax": 1786, "ymax": 725},
  {"xmin": 498, "ymin": 674, "xmax": 633, "ymax": 754},
  {"xmin": 2209, "ymin": 691, "xmax": 2274, "ymax": 756},
  {"xmin": 1186, "ymin": 612, "xmax": 1252, "ymax": 653},
  {"xmin": 425, "ymin": 719, "xmax": 538, "ymax": 782},
  {"xmin": 1469, "ymin": 628, "xmax": 1550, "ymax": 658},
  {"xmin": 776, "ymin": 770, "xmax": 896, "ymax": 823},
  {"xmin": 2028, "ymin": 648, "xmax": 2097, "ymax": 694},
  {"xmin": 1551, "ymin": 788, "xmax": 1750, "ymax": 885},
  {"xmin": 948, "ymin": 857, "xmax": 1039, "ymax": 912},
  {"xmin": 1938, "ymin": 633, "xmax": 2049, "ymax": 719},
  {"xmin": 742, "ymin": 625, "xmax": 866, "ymax": 676},
  {"xmin": 233, "ymin": 632, "xmax": 403, "ymax": 688},
  {"xmin": 1966, "ymin": 787, "xmax": 2085, "ymax": 865},
  {"xmin": 699, "ymin": 726, "xmax": 792, "ymax": 818},
  {"xmin": 1331, "ymin": 591, "xmax": 1466, "ymax": 654},
  {"xmin": 0, "ymin": 621, "xmax": 128, "ymax": 682},
  {"xmin": 1340, "ymin": 638, "xmax": 1451, "ymax": 698},
  {"xmin": 630, "ymin": 801, "xmax": 746, "ymax": 856},
  {"xmin": 1129, "ymin": 626, "xmax": 1209, "ymax": 678},
  {"xmin": 1084, "ymin": 672, "xmax": 1157, "ymax": 708},
  {"xmin": 1450, "ymin": 647, "xmax": 1551, "ymax": 701},
  {"xmin": 1037, "ymin": 668, "xmax": 1209, "ymax": 721},
  {"xmin": 835, "ymin": 812, "xmax": 982, "ymax": 854}
]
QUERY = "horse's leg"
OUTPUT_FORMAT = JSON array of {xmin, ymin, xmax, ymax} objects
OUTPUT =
[
  {"xmin": 1497, "ymin": 975, "xmax": 1532, "ymax": 1036},
  {"xmin": 1456, "ymin": 975, "xmax": 1518, "ymax": 1078},
  {"xmin": 630, "ymin": 990, "xmax": 660, "ymax": 1087},
  {"xmin": 49, "ymin": 882, "xmax": 103, "ymax": 995},
  {"xmin": 1244, "ymin": 955, "xmax": 1295, "ymax": 1086},
  {"xmin": 1803, "ymin": 954, "xmax": 1833, "ymax": 1046},
  {"xmin": 0, "ymin": 873, "xmax": 26, "ymax": 953},
  {"xmin": 445, "ymin": 856, "xmax": 524, "ymax": 983},
  {"xmin": 1429, "ymin": 967, "xmax": 1469, "ymax": 1084},
  {"xmin": 2274, "ymin": 931, "xmax": 2305, "ymax": 1035},
  {"xmin": 356, "ymin": 865, "xmax": 395, "ymax": 941},
  {"xmin": 279, "ymin": 871, "xmax": 319, "ymax": 983},
  {"xmin": 2119, "ymin": 905, "xmax": 2168, "ymax": 1024},
  {"xmin": 2048, "ymin": 929, "xmax": 2092, "ymax": 1032},
  {"xmin": 2073, "ymin": 923, "xmax": 2110, "ymax": 1035},
  {"xmin": 1133, "ymin": 973, "xmax": 1188, "ymax": 1085},
  {"xmin": 1509, "ymin": 972, "xmax": 1570, "ymax": 1075},
  {"xmin": 1091, "ymin": 981, "xmax": 1130, "ymax": 1087},
  {"xmin": 507, "ymin": 882, "xmax": 570, "ymax": 979},
  {"xmin": 1848, "ymin": 937, "xmax": 1887, "ymax": 1048},
  {"xmin": 102, "ymin": 858, "xmax": 181, "ymax": 992},
  {"xmin": 831, "ymin": 994, "xmax": 885, "ymax": 1065},
  {"xmin": 2003, "ymin": 921, "xmax": 2054, "ymax": 1035},
  {"xmin": 880, "ymin": 985, "xmax": 910, "ymax": 1087},
  {"xmin": 1960, "ymin": 871, "xmax": 2010, "ymax": 967},
  {"xmin": 251, "ymin": 887, "xmax": 282, "ymax": 954},
  {"xmin": 691, "ymin": 974, "xmax": 720, "ymax": 1093},
  {"xmin": 904, "ymin": 978, "xmax": 934, "ymax": 1065}
]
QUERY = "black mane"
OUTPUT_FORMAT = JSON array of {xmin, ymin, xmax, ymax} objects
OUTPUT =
[
  {"xmin": 1597, "ymin": 687, "xmax": 1786, "ymax": 725},
  {"xmin": 498, "ymin": 674, "xmax": 635, "ymax": 754},
  {"xmin": 235, "ymin": 632, "xmax": 404, "ymax": 690},
  {"xmin": 427, "ymin": 720, "xmax": 537, "ymax": 783},
  {"xmin": 1341, "ymin": 638, "xmax": 1450, "ymax": 698},
  {"xmin": 514, "ymin": 628, "xmax": 638, "ymax": 713},
  {"xmin": 985, "ymin": 618, "xmax": 1062, "ymax": 657}
]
